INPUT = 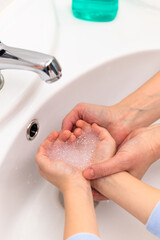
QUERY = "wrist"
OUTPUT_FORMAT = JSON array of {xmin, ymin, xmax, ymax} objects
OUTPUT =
[
  {"xmin": 115, "ymin": 80, "xmax": 160, "ymax": 132},
  {"xmin": 63, "ymin": 179, "xmax": 98, "ymax": 239},
  {"xmin": 108, "ymin": 94, "xmax": 160, "ymax": 145},
  {"xmin": 106, "ymin": 104, "xmax": 133, "ymax": 145},
  {"xmin": 147, "ymin": 124, "xmax": 160, "ymax": 164},
  {"xmin": 63, "ymin": 181, "xmax": 93, "ymax": 209},
  {"xmin": 62, "ymin": 178, "xmax": 91, "ymax": 196}
]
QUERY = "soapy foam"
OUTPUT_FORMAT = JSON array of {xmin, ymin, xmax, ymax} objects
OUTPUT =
[{"xmin": 48, "ymin": 130, "xmax": 99, "ymax": 170}]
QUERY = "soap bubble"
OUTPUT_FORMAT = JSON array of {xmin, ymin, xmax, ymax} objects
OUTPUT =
[{"xmin": 48, "ymin": 130, "xmax": 99, "ymax": 170}]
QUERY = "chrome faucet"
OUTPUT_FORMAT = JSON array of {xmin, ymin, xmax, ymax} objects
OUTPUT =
[{"xmin": 0, "ymin": 41, "xmax": 62, "ymax": 89}]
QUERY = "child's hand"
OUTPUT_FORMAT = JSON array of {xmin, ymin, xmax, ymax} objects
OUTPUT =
[
  {"xmin": 74, "ymin": 120, "xmax": 116, "ymax": 164},
  {"xmin": 36, "ymin": 120, "xmax": 117, "ymax": 199},
  {"xmin": 35, "ymin": 130, "xmax": 89, "ymax": 194},
  {"xmin": 74, "ymin": 120, "xmax": 117, "ymax": 200}
]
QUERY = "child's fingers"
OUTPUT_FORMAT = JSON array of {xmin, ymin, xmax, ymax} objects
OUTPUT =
[
  {"xmin": 47, "ymin": 131, "xmax": 59, "ymax": 142},
  {"xmin": 73, "ymin": 128, "xmax": 82, "ymax": 137},
  {"xmin": 68, "ymin": 133, "xmax": 76, "ymax": 142},
  {"xmin": 92, "ymin": 188, "xmax": 108, "ymax": 201},
  {"xmin": 41, "ymin": 131, "xmax": 59, "ymax": 151},
  {"xmin": 59, "ymin": 130, "xmax": 71, "ymax": 141},
  {"xmin": 37, "ymin": 145, "xmax": 46, "ymax": 156},
  {"xmin": 76, "ymin": 120, "xmax": 91, "ymax": 131},
  {"xmin": 41, "ymin": 138, "xmax": 54, "ymax": 150},
  {"xmin": 92, "ymin": 123, "xmax": 113, "ymax": 142}
]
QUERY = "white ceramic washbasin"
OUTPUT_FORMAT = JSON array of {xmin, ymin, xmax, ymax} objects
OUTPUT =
[
  {"xmin": 1, "ymin": 50, "xmax": 160, "ymax": 240},
  {"xmin": 0, "ymin": 0, "xmax": 58, "ymax": 125}
]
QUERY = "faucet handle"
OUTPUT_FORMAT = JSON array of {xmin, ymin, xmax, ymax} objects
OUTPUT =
[{"xmin": 0, "ymin": 42, "xmax": 62, "ymax": 83}]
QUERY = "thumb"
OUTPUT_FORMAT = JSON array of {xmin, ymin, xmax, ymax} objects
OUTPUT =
[
  {"xmin": 83, "ymin": 153, "xmax": 128, "ymax": 180},
  {"xmin": 62, "ymin": 103, "xmax": 86, "ymax": 131}
]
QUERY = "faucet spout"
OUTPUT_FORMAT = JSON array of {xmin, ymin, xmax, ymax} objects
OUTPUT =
[{"xmin": 0, "ymin": 42, "xmax": 62, "ymax": 84}]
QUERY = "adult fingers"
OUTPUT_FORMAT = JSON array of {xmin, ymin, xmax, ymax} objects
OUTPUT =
[
  {"xmin": 83, "ymin": 153, "xmax": 130, "ymax": 180},
  {"xmin": 62, "ymin": 103, "xmax": 108, "ymax": 131},
  {"xmin": 62, "ymin": 103, "xmax": 87, "ymax": 131},
  {"xmin": 92, "ymin": 188, "xmax": 108, "ymax": 201}
]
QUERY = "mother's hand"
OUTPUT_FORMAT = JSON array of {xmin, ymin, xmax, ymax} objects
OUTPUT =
[
  {"xmin": 83, "ymin": 124, "xmax": 160, "ymax": 180},
  {"xmin": 62, "ymin": 102, "xmax": 130, "ymax": 146}
]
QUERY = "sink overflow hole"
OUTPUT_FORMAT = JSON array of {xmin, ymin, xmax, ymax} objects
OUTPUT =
[
  {"xmin": 0, "ymin": 74, "xmax": 4, "ymax": 90},
  {"xmin": 26, "ymin": 119, "xmax": 39, "ymax": 141}
]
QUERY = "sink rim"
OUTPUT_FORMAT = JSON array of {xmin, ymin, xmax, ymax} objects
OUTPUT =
[
  {"xmin": 1, "ymin": 48, "xmax": 160, "ymax": 165},
  {"xmin": 1, "ymin": 49, "xmax": 160, "ymax": 240}
]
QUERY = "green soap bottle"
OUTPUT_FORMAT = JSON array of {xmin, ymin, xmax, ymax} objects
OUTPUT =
[{"xmin": 72, "ymin": 0, "xmax": 118, "ymax": 22}]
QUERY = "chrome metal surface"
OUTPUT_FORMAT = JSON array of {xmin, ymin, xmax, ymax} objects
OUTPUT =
[
  {"xmin": 0, "ymin": 73, "xmax": 4, "ymax": 90},
  {"xmin": 26, "ymin": 119, "xmax": 39, "ymax": 141},
  {"xmin": 0, "ymin": 42, "xmax": 62, "ymax": 83}
]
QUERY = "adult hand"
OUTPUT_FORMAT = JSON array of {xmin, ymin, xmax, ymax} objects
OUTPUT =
[
  {"xmin": 62, "ymin": 103, "xmax": 130, "ymax": 146},
  {"xmin": 83, "ymin": 124, "xmax": 160, "ymax": 180},
  {"xmin": 62, "ymin": 72, "xmax": 160, "ymax": 147}
]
